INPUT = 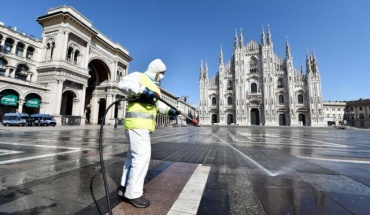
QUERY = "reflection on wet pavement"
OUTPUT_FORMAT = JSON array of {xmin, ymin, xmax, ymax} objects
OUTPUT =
[{"xmin": 0, "ymin": 126, "xmax": 369, "ymax": 214}]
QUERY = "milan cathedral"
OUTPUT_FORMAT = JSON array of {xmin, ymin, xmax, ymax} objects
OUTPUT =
[{"xmin": 199, "ymin": 27, "xmax": 325, "ymax": 126}]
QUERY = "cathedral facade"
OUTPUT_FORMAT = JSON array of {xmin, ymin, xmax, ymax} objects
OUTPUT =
[{"xmin": 199, "ymin": 27, "xmax": 325, "ymax": 126}]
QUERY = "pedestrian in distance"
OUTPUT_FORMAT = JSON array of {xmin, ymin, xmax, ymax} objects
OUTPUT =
[{"xmin": 117, "ymin": 59, "xmax": 181, "ymax": 208}]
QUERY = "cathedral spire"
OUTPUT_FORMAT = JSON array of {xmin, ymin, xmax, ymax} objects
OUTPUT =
[
  {"xmin": 205, "ymin": 59, "xmax": 208, "ymax": 71},
  {"xmin": 205, "ymin": 59, "xmax": 209, "ymax": 79},
  {"xmin": 312, "ymin": 49, "xmax": 319, "ymax": 74},
  {"xmin": 234, "ymin": 29, "xmax": 239, "ymax": 50},
  {"xmin": 267, "ymin": 25, "xmax": 272, "ymax": 45},
  {"xmin": 306, "ymin": 49, "xmax": 312, "ymax": 74},
  {"xmin": 219, "ymin": 44, "xmax": 224, "ymax": 65},
  {"xmin": 239, "ymin": 28, "xmax": 244, "ymax": 48},
  {"xmin": 300, "ymin": 62, "xmax": 304, "ymax": 75},
  {"xmin": 261, "ymin": 25, "xmax": 266, "ymax": 46},
  {"xmin": 286, "ymin": 36, "xmax": 291, "ymax": 59},
  {"xmin": 200, "ymin": 59, "xmax": 204, "ymax": 80},
  {"xmin": 199, "ymin": 60, "xmax": 203, "ymax": 80}
]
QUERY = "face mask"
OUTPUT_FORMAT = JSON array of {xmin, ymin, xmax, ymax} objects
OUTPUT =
[
  {"xmin": 157, "ymin": 73, "xmax": 165, "ymax": 81},
  {"xmin": 155, "ymin": 73, "xmax": 165, "ymax": 85}
]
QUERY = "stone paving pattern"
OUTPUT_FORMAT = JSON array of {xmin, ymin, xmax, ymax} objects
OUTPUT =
[{"xmin": 0, "ymin": 125, "xmax": 369, "ymax": 214}]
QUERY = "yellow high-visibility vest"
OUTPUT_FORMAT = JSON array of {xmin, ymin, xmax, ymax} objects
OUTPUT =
[{"xmin": 124, "ymin": 73, "xmax": 161, "ymax": 132}]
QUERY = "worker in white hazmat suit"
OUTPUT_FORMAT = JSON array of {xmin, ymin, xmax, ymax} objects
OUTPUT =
[{"xmin": 117, "ymin": 59, "xmax": 180, "ymax": 208}]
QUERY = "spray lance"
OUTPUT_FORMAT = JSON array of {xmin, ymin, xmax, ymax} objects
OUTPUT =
[{"xmin": 158, "ymin": 97, "xmax": 199, "ymax": 126}]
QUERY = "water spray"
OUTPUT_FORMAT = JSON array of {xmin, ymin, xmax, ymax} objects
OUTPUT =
[{"xmin": 210, "ymin": 132, "xmax": 281, "ymax": 176}]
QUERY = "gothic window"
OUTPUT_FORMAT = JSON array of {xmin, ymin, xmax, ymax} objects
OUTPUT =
[
  {"xmin": 250, "ymin": 57, "xmax": 257, "ymax": 73},
  {"xmin": 298, "ymin": 94, "xmax": 304, "ymax": 104},
  {"xmin": 251, "ymin": 83, "xmax": 257, "ymax": 93},
  {"xmin": 227, "ymin": 97, "xmax": 232, "ymax": 105},
  {"xmin": 227, "ymin": 80, "xmax": 233, "ymax": 90},
  {"xmin": 212, "ymin": 97, "xmax": 217, "ymax": 105},
  {"xmin": 277, "ymin": 78, "xmax": 283, "ymax": 88},
  {"xmin": 279, "ymin": 95, "xmax": 284, "ymax": 104}
]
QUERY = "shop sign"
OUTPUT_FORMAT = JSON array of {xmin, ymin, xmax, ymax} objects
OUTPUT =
[
  {"xmin": 26, "ymin": 98, "xmax": 40, "ymax": 108},
  {"xmin": 0, "ymin": 95, "xmax": 18, "ymax": 106}
]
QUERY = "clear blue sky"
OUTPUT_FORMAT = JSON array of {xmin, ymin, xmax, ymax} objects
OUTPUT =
[{"xmin": 2, "ymin": 0, "xmax": 370, "ymax": 107}]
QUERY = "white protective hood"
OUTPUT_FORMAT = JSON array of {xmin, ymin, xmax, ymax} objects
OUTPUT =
[{"xmin": 144, "ymin": 59, "xmax": 166, "ymax": 84}]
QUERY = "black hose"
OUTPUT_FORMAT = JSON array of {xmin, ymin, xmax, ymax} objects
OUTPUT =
[{"xmin": 99, "ymin": 99, "xmax": 126, "ymax": 215}]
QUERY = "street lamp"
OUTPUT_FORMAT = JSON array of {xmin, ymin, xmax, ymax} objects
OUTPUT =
[{"xmin": 177, "ymin": 96, "xmax": 189, "ymax": 102}]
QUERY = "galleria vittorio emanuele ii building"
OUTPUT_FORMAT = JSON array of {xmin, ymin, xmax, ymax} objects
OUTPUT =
[
  {"xmin": 0, "ymin": 6, "xmax": 195, "ymax": 126},
  {"xmin": 199, "ymin": 27, "xmax": 325, "ymax": 126}
]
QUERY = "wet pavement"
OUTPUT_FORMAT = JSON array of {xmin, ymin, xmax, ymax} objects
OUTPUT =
[{"xmin": 0, "ymin": 125, "xmax": 370, "ymax": 214}]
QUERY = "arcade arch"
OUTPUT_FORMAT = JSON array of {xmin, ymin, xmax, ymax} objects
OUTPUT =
[{"xmin": 85, "ymin": 59, "xmax": 111, "ymax": 125}]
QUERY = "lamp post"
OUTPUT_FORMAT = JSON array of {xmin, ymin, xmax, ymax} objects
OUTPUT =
[{"xmin": 177, "ymin": 96, "xmax": 192, "ymax": 125}]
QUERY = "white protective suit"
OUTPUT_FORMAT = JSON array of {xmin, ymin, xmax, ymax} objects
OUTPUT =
[{"xmin": 118, "ymin": 59, "xmax": 170, "ymax": 199}]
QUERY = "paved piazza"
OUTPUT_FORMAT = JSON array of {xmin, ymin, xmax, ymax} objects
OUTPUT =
[{"xmin": 0, "ymin": 125, "xmax": 370, "ymax": 214}]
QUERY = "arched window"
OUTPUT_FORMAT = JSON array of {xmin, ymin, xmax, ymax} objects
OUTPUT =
[
  {"xmin": 212, "ymin": 97, "xmax": 217, "ymax": 105},
  {"xmin": 0, "ymin": 58, "xmax": 6, "ymax": 67},
  {"xmin": 0, "ymin": 34, "xmax": 3, "ymax": 49},
  {"xmin": 251, "ymin": 83, "xmax": 257, "ymax": 93},
  {"xmin": 279, "ymin": 95, "xmax": 284, "ymax": 104},
  {"xmin": 46, "ymin": 38, "xmax": 55, "ymax": 60},
  {"xmin": 16, "ymin": 42, "xmax": 25, "ymax": 57},
  {"xmin": 67, "ymin": 47, "xmax": 73, "ymax": 62},
  {"xmin": 298, "ymin": 94, "xmax": 304, "ymax": 104},
  {"xmin": 277, "ymin": 78, "xmax": 283, "ymax": 88},
  {"xmin": 15, "ymin": 64, "xmax": 29, "ymax": 81},
  {"xmin": 4, "ymin": 38, "xmax": 14, "ymax": 53},
  {"xmin": 0, "ymin": 58, "xmax": 6, "ymax": 76},
  {"xmin": 117, "ymin": 70, "xmax": 122, "ymax": 83},
  {"xmin": 74, "ymin": 50, "xmax": 80, "ymax": 65},
  {"xmin": 250, "ymin": 57, "xmax": 257, "ymax": 73},
  {"xmin": 227, "ymin": 97, "xmax": 232, "ymax": 105},
  {"xmin": 26, "ymin": 46, "xmax": 35, "ymax": 59}
]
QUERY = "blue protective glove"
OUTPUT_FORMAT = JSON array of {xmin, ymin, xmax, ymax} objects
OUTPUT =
[
  {"xmin": 140, "ymin": 87, "xmax": 160, "ymax": 104},
  {"xmin": 168, "ymin": 108, "xmax": 181, "ymax": 120}
]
